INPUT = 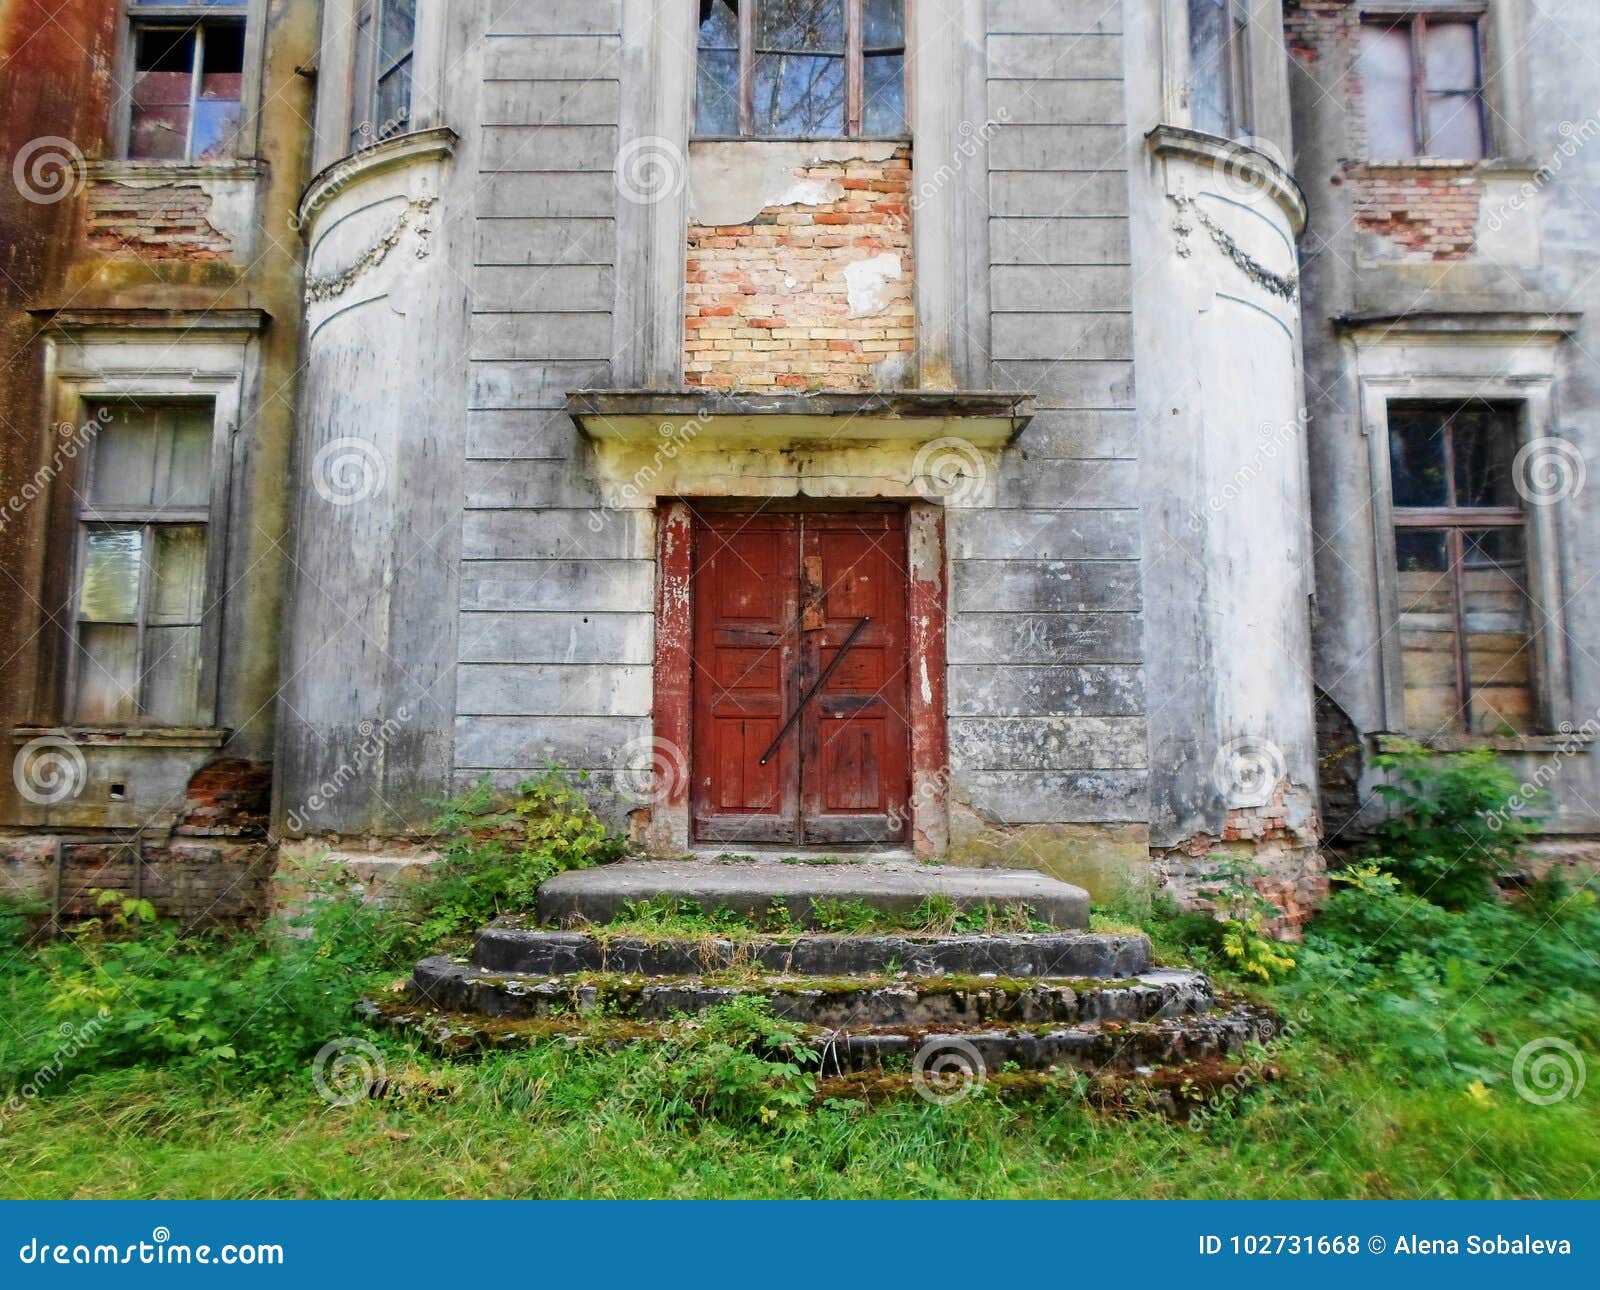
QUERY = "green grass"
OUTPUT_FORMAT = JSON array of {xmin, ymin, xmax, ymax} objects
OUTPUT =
[
  {"xmin": 2, "ymin": 764, "xmax": 1595, "ymax": 1200},
  {"xmin": 590, "ymin": 895, "xmax": 1050, "ymax": 940},
  {"xmin": 1, "ymin": 873, "xmax": 1594, "ymax": 1199}
]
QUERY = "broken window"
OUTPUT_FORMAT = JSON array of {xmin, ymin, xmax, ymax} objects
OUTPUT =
[
  {"xmin": 126, "ymin": 1, "xmax": 248, "ymax": 160},
  {"xmin": 350, "ymin": 0, "xmax": 415, "ymax": 151},
  {"xmin": 695, "ymin": 0, "xmax": 906, "ymax": 139},
  {"xmin": 1359, "ymin": 14, "xmax": 1486, "ymax": 160},
  {"xmin": 1188, "ymin": 0, "xmax": 1252, "ymax": 139},
  {"xmin": 1389, "ymin": 401, "xmax": 1536, "ymax": 738},
  {"xmin": 71, "ymin": 405, "xmax": 216, "ymax": 727}
]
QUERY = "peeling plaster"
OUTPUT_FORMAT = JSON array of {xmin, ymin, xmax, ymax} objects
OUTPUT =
[
  {"xmin": 688, "ymin": 139, "xmax": 900, "ymax": 226},
  {"xmin": 845, "ymin": 252, "xmax": 903, "ymax": 317}
]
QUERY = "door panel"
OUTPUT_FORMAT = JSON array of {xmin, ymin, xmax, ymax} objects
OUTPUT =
[
  {"xmin": 691, "ymin": 513, "xmax": 801, "ymax": 843},
  {"xmin": 689, "ymin": 509, "xmax": 912, "ymax": 847},
  {"xmin": 799, "ymin": 512, "xmax": 911, "ymax": 845}
]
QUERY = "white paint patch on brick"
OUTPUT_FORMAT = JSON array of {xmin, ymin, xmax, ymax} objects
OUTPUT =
[{"xmin": 845, "ymin": 252, "xmax": 903, "ymax": 318}]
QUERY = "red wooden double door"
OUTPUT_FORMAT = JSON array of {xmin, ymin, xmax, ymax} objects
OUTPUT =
[{"xmin": 691, "ymin": 508, "xmax": 912, "ymax": 846}]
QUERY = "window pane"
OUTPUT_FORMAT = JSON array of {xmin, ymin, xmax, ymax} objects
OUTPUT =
[
  {"xmin": 76, "ymin": 624, "xmax": 140, "ymax": 724},
  {"xmin": 1424, "ymin": 20, "xmax": 1480, "ymax": 92},
  {"xmin": 149, "ymin": 525, "xmax": 207, "ymax": 624},
  {"xmin": 754, "ymin": 52, "xmax": 844, "ymax": 137},
  {"xmin": 1425, "ymin": 92, "xmax": 1485, "ymax": 160},
  {"xmin": 1395, "ymin": 527, "xmax": 1460, "ymax": 736},
  {"xmin": 130, "ymin": 27, "xmax": 195, "ymax": 160},
  {"xmin": 1451, "ymin": 405, "xmax": 1518, "ymax": 507},
  {"xmin": 80, "ymin": 527, "xmax": 144, "ymax": 623},
  {"xmin": 863, "ymin": 0, "xmax": 904, "ymax": 50},
  {"xmin": 89, "ymin": 408, "xmax": 160, "ymax": 508},
  {"xmin": 380, "ymin": 0, "xmax": 415, "ymax": 68},
  {"xmin": 863, "ymin": 52, "xmax": 905, "ymax": 135},
  {"xmin": 142, "ymin": 626, "xmax": 204, "ymax": 725},
  {"xmin": 1359, "ymin": 22, "xmax": 1417, "ymax": 158},
  {"xmin": 1387, "ymin": 406, "xmax": 1449, "ymax": 507},
  {"xmin": 90, "ymin": 405, "xmax": 213, "ymax": 509},
  {"xmin": 375, "ymin": 57, "xmax": 413, "ymax": 137},
  {"xmin": 192, "ymin": 21, "xmax": 244, "ymax": 158},
  {"xmin": 1188, "ymin": 0, "xmax": 1229, "ymax": 137},
  {"xmin": 757, "ymin": 0, "xmax": 845, "ymax": 53},
  {"xmin": 696, "ymin": 49, "xmax": 741, "ymax": 135},
  {"xmin": 699, "ymin": 0, "xmax": 740, "ymax": 47},
  {"xmin": 1462, "ymin": 528, "xmax": 1534, "ymax": 733}
]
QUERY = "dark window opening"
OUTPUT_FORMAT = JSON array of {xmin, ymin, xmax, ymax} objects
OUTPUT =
[
  {"xmin": 696, "ymin": 0, "xmax": 906, "ymax": 139},
  {"xmin": 1359, "ymin": 14, "xmax": 1486, "ymax": 160},
  {"xmin": 1388, "ymin": 401, "xmax": 1534, "ymax": 737},
  {"xmin": 129, "ymin": 12, "xmax": 246, "ymax": 161}
]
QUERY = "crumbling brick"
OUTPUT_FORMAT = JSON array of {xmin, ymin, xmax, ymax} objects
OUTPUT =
[
  {"xmin": 84, "ymin": 181, "xmax": 233, "ymax": 260},
  {"xmin": 685, "ymin": 146, "xmax": 915, "ymax": 391}
]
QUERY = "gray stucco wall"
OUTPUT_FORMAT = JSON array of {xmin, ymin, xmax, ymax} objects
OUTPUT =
[{"xmin": 1292, "ymin": 0, "xmax": 1600, "ymax": 838}]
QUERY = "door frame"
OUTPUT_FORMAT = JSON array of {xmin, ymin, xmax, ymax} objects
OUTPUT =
[{"xmin": 650, "ymin": 498, "xmax": 948, "ymax": 857}]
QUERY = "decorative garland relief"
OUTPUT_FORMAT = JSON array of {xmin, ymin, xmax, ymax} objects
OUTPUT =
[
  {"xmin": 304, "ymin": 194, "xmax": 436, "ymax": 304},
  {"xmin": 1170, "ymin": 193, "xmax": 1299, "ymax": 302}
]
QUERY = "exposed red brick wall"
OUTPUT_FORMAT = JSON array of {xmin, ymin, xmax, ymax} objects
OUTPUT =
[
  {"xmin": 1347, "ymin": 166, "xmax": 1483, "ymax": 260},
  {"xmin": 178, "ymin": 758, "xmax": 273, "ymax": 836},
  {"xmin": 1286, "ymin": 1, "xmax": 1483, "ymax": 261},
  {"xmin": 84, "ymin": 180, "xmax": 233, "ymax": 259},
  {"xmin": 684, "ymin": 146, "xmax": 914, "ymax": 391}
]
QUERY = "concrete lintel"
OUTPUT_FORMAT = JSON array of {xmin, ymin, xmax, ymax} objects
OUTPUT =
[
  {"xmin": 1147, "ymin": 124, "xmax": 1308, "ymax": 234},
  {"xmin": 567, "ymin": 388, "xmax": 1034, "ymax": 448},
  {"xmin": 1336, "ymin": 310, "xmax": 1583, "ymax": 339},
  {"xmin": 31, "ymin": 308, "xmax": 271, "ymax": 336}
]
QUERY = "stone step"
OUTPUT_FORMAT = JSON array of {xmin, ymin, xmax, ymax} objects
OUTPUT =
[
  {"xmin": 410, "ymin": 957, "xmax": 1212, "ymax": 1028},
  {"xmin": 473, "ymin": 925, "xmax": 1151, "ymax": 979},
  {"xmin": 372, "ymin": 998, "xmax": 1272, "ymax": 1074},
  {"xmin": 822, "ymin": 1006, "xmax": 1270, "ymax": 1074},
  {"xmin": 535, "ymin": 858, "xmax": 1090, "ymax": 930}
]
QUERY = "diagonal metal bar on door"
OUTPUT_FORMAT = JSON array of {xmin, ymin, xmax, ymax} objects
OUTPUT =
[{"xmin": 757, "ymin": 615, "xmax": 871, "ymax": 766}]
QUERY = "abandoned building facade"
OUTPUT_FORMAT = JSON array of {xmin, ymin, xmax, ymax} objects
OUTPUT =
[{"xmin": 0, "ymin": 0, "xmax": 1594, "ymax": 927}]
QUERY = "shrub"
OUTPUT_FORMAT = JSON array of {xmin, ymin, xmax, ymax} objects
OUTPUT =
[
  {"xmin": 400, "ymin": 768, "xmax": 626, "ymax": 947},
  {"xmin": 1367, "ymin": 739, "xmax": 1540, "ymax": 907}
]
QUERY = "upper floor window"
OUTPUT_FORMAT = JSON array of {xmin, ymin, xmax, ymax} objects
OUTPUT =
[
  {"xmin": 695, "ymin": 0, "xmax": 906, "ymax": 139},
  {"xmin": 1359, "ymin": 14, "xmax": 1486, "ymax": 160},
  {"xmin": 1389, "ymin": 401, "xmax": 1534, "ymax": 737},
  {"xmin": 1188, "ymin": 0, "xmax": 1251, "ymax": 139},
  {"xmin": 350, "ymin": 0, "xmax": 416, "ymax": 151},
  {"xmin": 70, "ymin": 403, "xmax": 221, "ymax": 726},
  {"xmin": 126, "ymin": 0, "xmax": 248, "ymax": 160}
]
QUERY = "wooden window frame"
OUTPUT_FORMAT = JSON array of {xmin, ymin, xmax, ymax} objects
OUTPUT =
[
  {"xmin": 348, "ymin": 0, "xmax": 416, "ymax": 152},
  {"xmin": 1187, "ymin": 0, "xmax": 1254, "ymax": 140},
  {"xmin": 696, "ymin": 0, "xmax": 908, "ymax": 140},
  {"xmin": 1389, "ymin": 403, "xmax": 1529, "ymax": 735},
  {"xmin": 63, "ymin": 400, "xmax": 232, "ymax": 730},
  {"xmin": 1359, "ymin": 8, "xmax": 1489, "ymax": 159},
  {"xmin": 115, "ymin": 1, "xmax": 256, "ymax": 162}
]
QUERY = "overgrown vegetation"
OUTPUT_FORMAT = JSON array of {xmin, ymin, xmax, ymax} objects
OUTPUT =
[{"xmin": 1, "ymin": 752, "xmax": 1595, "ymax": 1198}]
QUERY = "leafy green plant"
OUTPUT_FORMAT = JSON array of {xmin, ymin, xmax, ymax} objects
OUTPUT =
[
  {"xmin": 1196, "ymin": 858, "xmax": 1295, "ymax": 983},
  {"xmin": 640, "ymin": 996, "xmax": 817, "ymax": 1129},
  {"xmin": 1367, "ymin": 739, "xmax": 1540, "ymax": 907},
  {"xmin": 402, "ymin": 769, "xmax": 626, "ymax": 947},
  {"xmin": 33, "ymin": 895, "xmax": 393, "ymax": 1083}
]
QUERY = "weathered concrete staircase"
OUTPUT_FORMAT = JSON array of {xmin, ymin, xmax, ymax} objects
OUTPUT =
[{"xmin": 384, "ymin": 859, "xmax": 1272, "ymax": 1083}]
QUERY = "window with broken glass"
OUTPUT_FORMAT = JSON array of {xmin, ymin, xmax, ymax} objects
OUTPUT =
[
  {"xmin": 349, "ymin": 0, "xmax": 416, "ymax": 151},
  {"xmin": 125, "ymin": 1, "xmax": 248, "ymax": 161},
  {"xmin": 1358, "ymin": 12, "xmax": 1487, "ymax": 160},
  {"xmin": 1388, "ymin": 401, "xmax": 1537, "ymax": 738},
  {"xmin": 695, "ymin": 0, "xmax": 906, "ymax": 139},
  {"xmin": 69, "ymin": 404, "xmax": 220, "ymax": 727}
]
